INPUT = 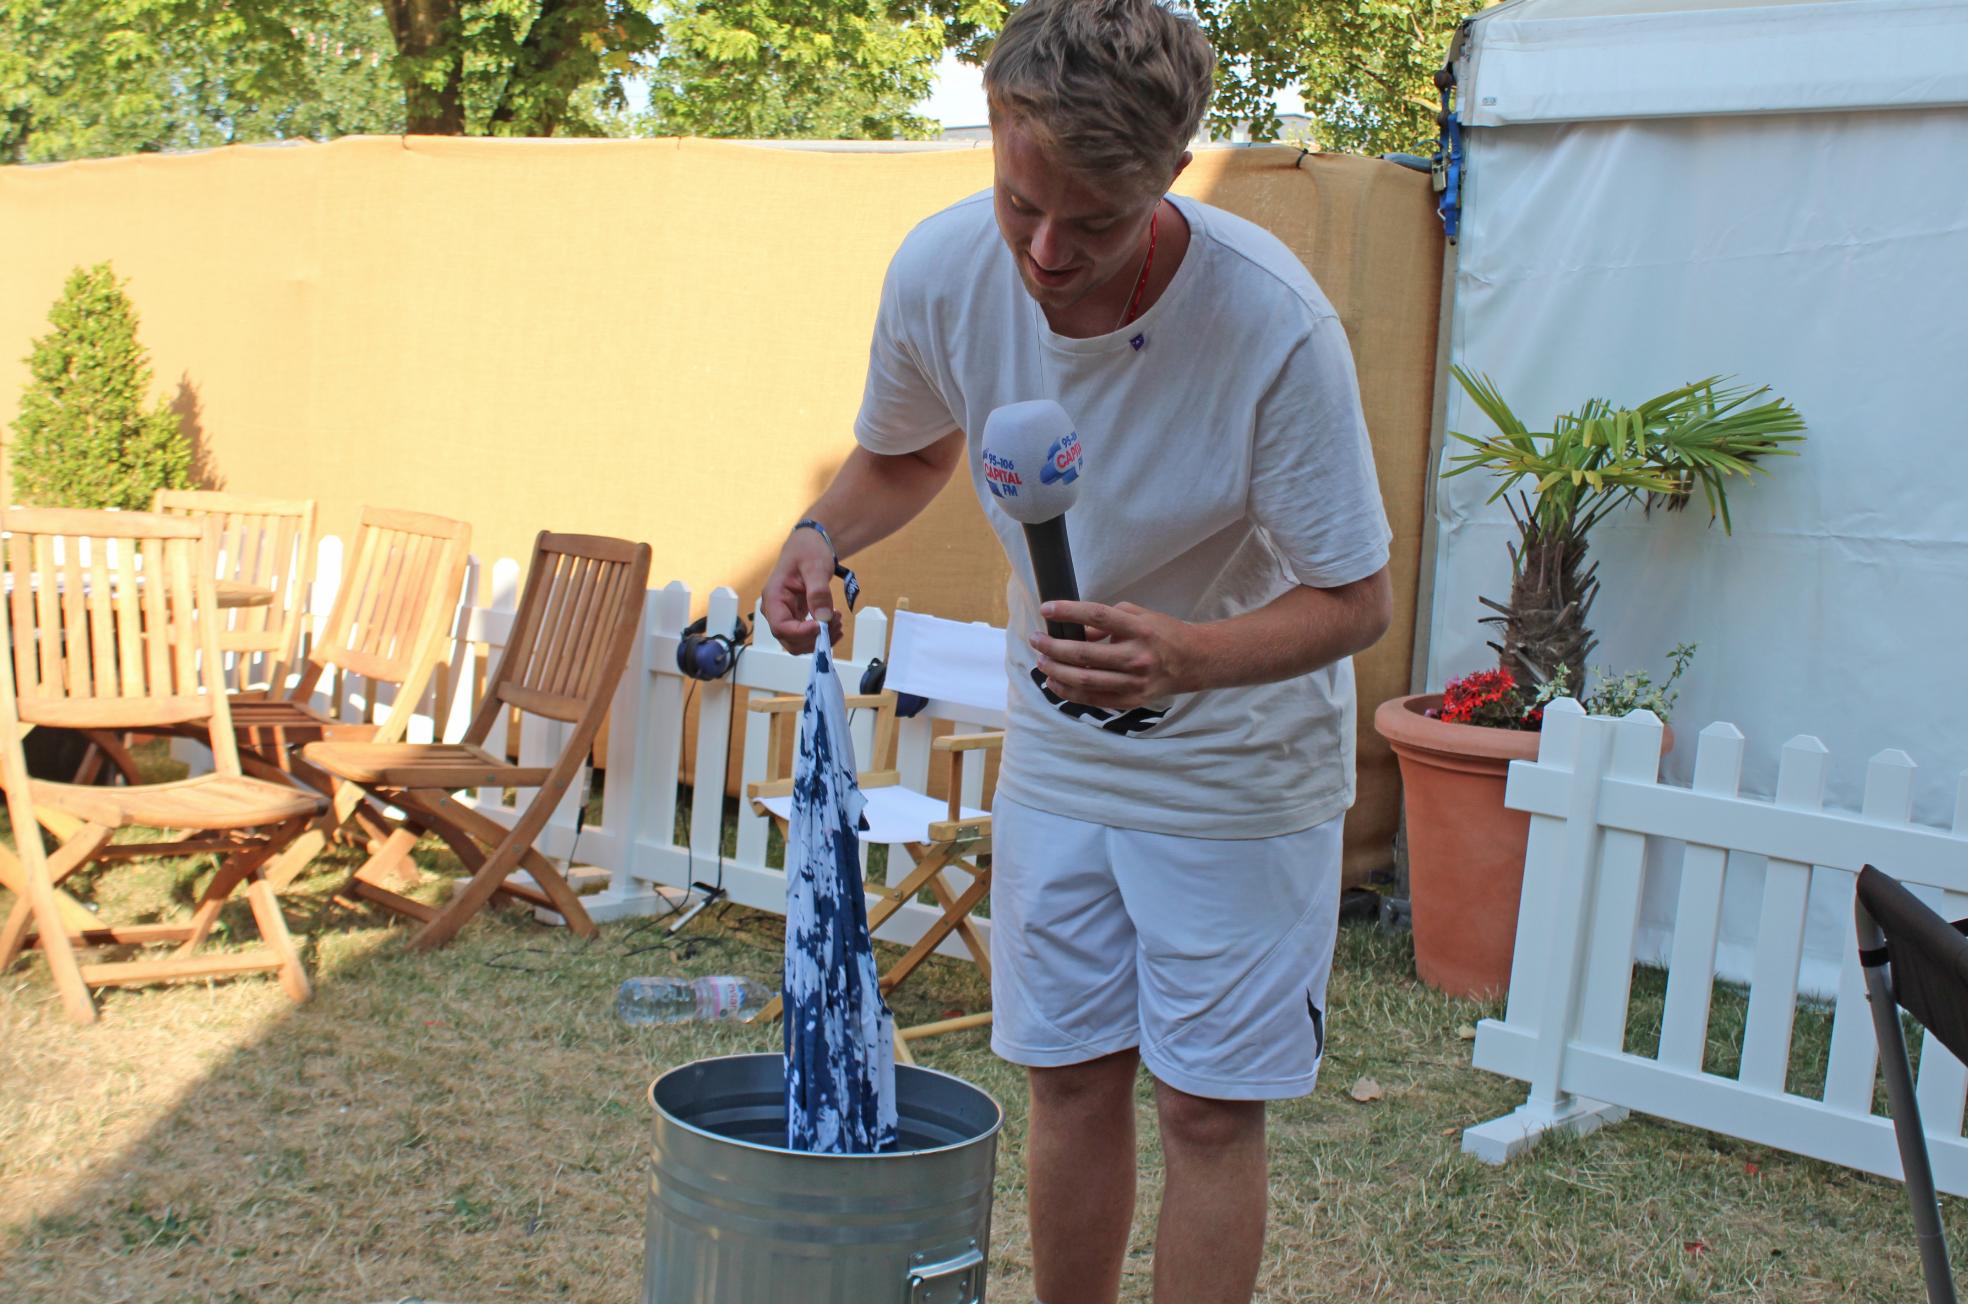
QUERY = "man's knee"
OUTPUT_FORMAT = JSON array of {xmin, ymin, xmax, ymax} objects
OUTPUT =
[
  {"xmin": 1028, "ymin": 1048, "xmax": 1139, "ymax": 1114},
  {"xmin": 1155, "ymin": 1082, "xmax": 1265, "ymax": 1154}
]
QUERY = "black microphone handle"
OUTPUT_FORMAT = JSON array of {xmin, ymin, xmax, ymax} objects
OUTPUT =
[{"xmin": 1022, "ymin": 516, "xmax": 1085, "ymax": 641}]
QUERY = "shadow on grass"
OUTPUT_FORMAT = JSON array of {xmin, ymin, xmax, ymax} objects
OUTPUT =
[{"xmin": 0, "ymin": 778, "xmax": 1002, "ymax": 1302}]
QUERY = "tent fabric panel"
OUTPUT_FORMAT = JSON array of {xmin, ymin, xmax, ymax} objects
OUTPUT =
[
  {"xmin": 1432, "ymin": 106, "xmax": 1968, "ymax": 994},
  {"xmin": 1462, "ymin": 0, "xmax": 1968, "ymax": 124}
]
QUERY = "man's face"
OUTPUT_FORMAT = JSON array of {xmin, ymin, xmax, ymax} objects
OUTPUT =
[{"xmin": 992, "ymin": 115, "xmax": 1161, "ymax": 316}]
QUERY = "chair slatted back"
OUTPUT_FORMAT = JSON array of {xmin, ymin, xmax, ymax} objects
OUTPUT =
[
  {"xmin": 153, "ymin": 490, "xmax": 317, "ymax": 694},
  {"xmin": 0, "ymin": 508, "xmax": 242, "ymax": 772},
  {"xmin": 471, "ymin": 532, "xmax": 651, "ymax": 739},
  {"xmin": 292, "ymin": 507, "xmax": 471, "ymax": 737}
]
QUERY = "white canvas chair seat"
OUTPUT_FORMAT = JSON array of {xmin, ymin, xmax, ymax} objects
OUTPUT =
[{"xmin": 755, "ymin": 785, "xmax": 989, "ymax": 846}]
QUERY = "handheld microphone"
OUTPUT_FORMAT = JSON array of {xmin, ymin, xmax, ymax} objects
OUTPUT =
[{"xmin": 980, "ymin": 400, "xmax": 1086, "ymax": 641}]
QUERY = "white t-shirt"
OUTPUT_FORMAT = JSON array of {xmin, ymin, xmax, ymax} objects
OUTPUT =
[{"xmin": 855, "ymin": 191, "xmax": 1392, "ymax": 838}]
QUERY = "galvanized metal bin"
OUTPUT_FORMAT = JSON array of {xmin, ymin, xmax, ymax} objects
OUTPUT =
[{"xmin": 644, "ymin": 1053, "xmax": 1003, "ymax": 1304}]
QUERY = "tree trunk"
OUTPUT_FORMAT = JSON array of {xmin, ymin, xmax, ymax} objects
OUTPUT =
[
  {"xmin": 487, "ymin": 0, "xmax": 583, "ymax": 136},
  {"xmin": 383, "ymin": 0, "xmax": 466, "ymax": 135},
  {"xmin": 1478, "ymin": 509, "xmax": 1598, "ymax": 691}
]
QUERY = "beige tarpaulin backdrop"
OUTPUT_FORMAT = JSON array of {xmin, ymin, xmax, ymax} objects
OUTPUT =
[{"xmin": 0, "ymin": 136, "xmax": 1440, "ymax": 884}]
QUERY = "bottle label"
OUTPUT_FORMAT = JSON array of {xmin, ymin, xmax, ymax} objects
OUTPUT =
[{"xmin": 700, "ymin": 976, "xmax": 742, "ymax": 1018}]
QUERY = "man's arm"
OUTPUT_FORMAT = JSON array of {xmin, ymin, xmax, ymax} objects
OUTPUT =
[
  {"xmin": 1030, "ymin": 566, "xmax": 1393, "ymax": 710},
  {"xmin": 761, "ymin": 430, "xmax": 966, "ymax": 652}
]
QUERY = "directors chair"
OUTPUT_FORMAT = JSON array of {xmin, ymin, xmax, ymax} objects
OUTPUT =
[{"xmin": 749, "ymin": 606, "xmax": 1003, "ymax": 1063}]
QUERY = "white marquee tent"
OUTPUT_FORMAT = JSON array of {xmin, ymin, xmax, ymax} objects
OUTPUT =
[{"xmin": 1426, "ymin": 0, "xmax": 1968, "ymax": 990}]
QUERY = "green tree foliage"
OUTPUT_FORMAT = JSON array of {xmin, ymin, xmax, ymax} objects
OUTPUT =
[
  {"xmin": 0, "ymin": 0, "xmax": 404, "ymax": 163},
  {"xmin": 384, "ymin": 0, "xmax": 663, "ymax": 136},
  {"xmin": 0, "ymin": 0, "xmax": 663, "ymax": 163},
  {"xmin": 10, "ymin": 264, "xmax": 194, "ymax": 510},
  {"xmin": 643, "ymin": 0, "xmax": 985, "ymax": 139},
  {"xmin": 1193, "ymin": 0, "xmax": 1485, "ymax": 156},
  {"xmin": 2, "ymin": 0, "xmax": 1477, "ymax": 162}
]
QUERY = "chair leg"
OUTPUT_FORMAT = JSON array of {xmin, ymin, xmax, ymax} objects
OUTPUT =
[
  {"xmin": 14, "ymin": 826, "xmax": 121, "ymax": 981},
  {"xmin": 0, "ymin": 895, "xmax": 33, "ymax": 972},
  {"xmin": 879, "ymin": 868, "xmax": 992, "ymax": 997},
  {"xmin": 341, "ymin": 878, "xmax": 441, "ymax": 923},
  {"xmin": 424, "ymin": 794, "xmax": 598, "ymax": 939},
  {"xmin": 13, "ymin": 846, "xmax": 97, "ymax": 1023},
  {"xmin": 176, "ymin": 864, "xmax": 255, "ymax": 953},
  {"xmin": 928, "ymin": 865, "xmax": 992, "ymax": 977},
  {"xmin": 177, "ymin": 822, "xmax": 298, "ymax": 954},
  {"xmin": 77, "ymin": 731, "xmax": 143, "ymax": 786},
  {"xmin": 70, "ymin": 744, "xmax": 105, "ymax": 787},
  {"xmin": 393, "ymin": 789, "xmax": 596, "ymax": 946},
  {"xmin": 244, "ymin": 760, "xmax": 355, "ymax": 892},
  {"xmin": 411, "ymin": 837, "xmax": 530, "ymax": 951},
  {"xmin": 244, "ymin": 875, "xmax": 310, "ymax": 1003},
  {"xmin": 262, "ymin": 826, "xmax": 329, "ymax": 891},
  {"xmin": 352, "ymin": 826, "xmax": 423, "ymax": 891}
]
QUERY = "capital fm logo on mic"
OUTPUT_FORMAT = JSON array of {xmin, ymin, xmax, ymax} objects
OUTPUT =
[
  {"xmin": 983, "ymin": 449, "xmax": 1023, "ymax": 500},
  {"xmin": 1039, "ymin": 430, "xmax": 1082, "ymax": 487}
]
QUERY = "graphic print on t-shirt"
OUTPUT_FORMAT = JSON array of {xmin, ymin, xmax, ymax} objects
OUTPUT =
[{"xmin": 1028, "ymin": 666, "xmax": 1168, "ymax": 736}]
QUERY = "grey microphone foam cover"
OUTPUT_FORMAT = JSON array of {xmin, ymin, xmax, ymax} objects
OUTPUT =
[{"xmin": 979, "ymin": 400, "xmax": 1084, "ymax": 525}]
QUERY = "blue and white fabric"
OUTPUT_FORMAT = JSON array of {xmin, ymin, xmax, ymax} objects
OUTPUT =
[{"xmin": 784, "ymin": 626, "xmax": 897, "ymax": 1154}]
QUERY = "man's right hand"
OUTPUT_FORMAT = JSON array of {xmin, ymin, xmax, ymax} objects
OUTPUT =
[{"xmin": 762, "ymin": 526, "xmax": 845, "ymax": 654}]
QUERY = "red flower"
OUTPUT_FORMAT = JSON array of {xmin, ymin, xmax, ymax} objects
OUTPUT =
[{"xmin": 1439, "ymin": 668, "xmax": 1541, "ymax": 730}]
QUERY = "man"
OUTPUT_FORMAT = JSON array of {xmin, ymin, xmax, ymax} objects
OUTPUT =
[{"xmin": 762, "ymin": 1, "xmax": 1393, "ymax": 1299}]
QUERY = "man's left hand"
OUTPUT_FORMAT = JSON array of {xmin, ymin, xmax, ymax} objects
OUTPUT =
[{"xmin": 1031, "ymin": 600, "xmax": 1198, "ymax": 710}]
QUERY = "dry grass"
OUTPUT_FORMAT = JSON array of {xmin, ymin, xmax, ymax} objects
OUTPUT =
[{"xmin": 0, "ymin": 766, "xmax": 1953, "ymax": 1302}]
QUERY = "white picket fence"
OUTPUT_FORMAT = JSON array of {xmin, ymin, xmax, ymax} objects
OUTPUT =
[
  {"xmin": 1465, "ymin": 699, "xmax": 1968, "ymax": 1194},
  {"xmin": 184, "ymin": 536, "xmax": 1005, "ymax": 962}
]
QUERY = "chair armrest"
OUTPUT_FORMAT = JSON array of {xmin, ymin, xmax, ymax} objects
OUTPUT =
[
  {"xmin": 928, "ymin": 817, "xmax": 992, "ymax": 845},
  {"xmin": 933, "ymin": 731, "xmax": 1004, "ymax": 753},
  {"xmin": 747, "ymin": 691, "xmax": 891, "ymax": 714},
  {"xmin": 321, "ymin": 721, "xmax": 380, "ymax": 742}
]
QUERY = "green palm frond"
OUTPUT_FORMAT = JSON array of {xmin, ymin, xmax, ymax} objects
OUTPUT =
[{"xmin": 1444, "ymin": 366, "xmax": 1806, "ymax": 539}]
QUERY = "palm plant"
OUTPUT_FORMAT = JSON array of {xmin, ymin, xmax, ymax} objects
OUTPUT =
[{"xmin": 1445, "ymin": 367, "xmax": 1806, "ymax": 690}]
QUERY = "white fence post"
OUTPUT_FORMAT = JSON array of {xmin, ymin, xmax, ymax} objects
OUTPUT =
[
  {"xmin": 579, "ymin": 582, "xmax": 690, "ymax": 923},
  {"xmin": 734, "ymin": 598, "xmax": 780, "ymax": 873},
  {"xmin": 1654, "ymin": 722, "xmax": 1744, "ymax": 1070},
  {"xmin": 434, "ymin": 554, "xmax": 483, "ymax": 745},
  {"xmin": 687, "ymin": 587, "xmax": 743, "ymax": 873},
  {"xmin": 1737, "ymin": 736, "xmax": 1829, "ymax": 1092},
  {"xmin": 1464, "ymin": 702, "xmax": 1632, "ymax": 1162}
]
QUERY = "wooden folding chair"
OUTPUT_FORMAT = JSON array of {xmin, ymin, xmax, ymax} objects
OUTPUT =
[
  {"xmin": 209, "ymin": 507, "xmax": 472, "ymax": 891},
  {"xmin": 0, "ymin": 509, "xmax": 327, "ymax": 1023},
  {"xmin": 301, "ymin": 532, "xmax": 651, "ymax": 949},
  {"xmin": 153, "ymin": 490, "xmax": 318, "ymax": 698},
  {"xmin": 747, "ymin": 607, "xmax": 1001, "ymax": 1063},
  {"xmin": 52, "ymin": 490, "xmax": 326, "ymax": 790}
]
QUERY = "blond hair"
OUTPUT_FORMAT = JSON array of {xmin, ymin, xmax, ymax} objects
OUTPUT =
[{"xmin": 984, "ymin": 0, "xmax": 1216, "ymax": 194}]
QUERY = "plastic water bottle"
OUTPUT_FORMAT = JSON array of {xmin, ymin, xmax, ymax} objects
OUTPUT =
[{"xmin": 615, "ymin": 975, "xmax": 773, "ymax": 1026}]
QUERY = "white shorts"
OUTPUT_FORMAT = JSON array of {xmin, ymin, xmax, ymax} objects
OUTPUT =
[{"xmin": 988, "ymin": 794, "xmax": 1343, "ymax": 1101}]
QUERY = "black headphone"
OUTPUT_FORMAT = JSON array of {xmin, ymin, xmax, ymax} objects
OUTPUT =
[
  {"xmin": 677, "ymin": 614, "xmax": 752, "ymax": 682},
  {"xmin": 857, "ymin": 656, "xmax": 928, "ymax": 718}
]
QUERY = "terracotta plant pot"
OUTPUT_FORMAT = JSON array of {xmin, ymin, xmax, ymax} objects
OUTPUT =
[{"xmin": 1373, "ymin": 693, "xmax": 1670, "ymax": 1000}]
